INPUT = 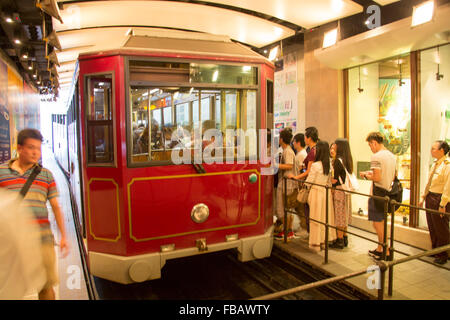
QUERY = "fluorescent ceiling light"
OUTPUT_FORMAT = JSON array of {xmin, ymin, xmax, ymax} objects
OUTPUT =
[
  {"xmin": 323, "ymin": 28, "xmax": 338, "ymax": 48},
  {"xmin": 411, "ymin": 1, "xmax": 434, "ymax": 27},
  {"xmin": 268, "ymin": 46, "xmax": 279, "ymax": 61},
  {"xmin": 212, "ymin": 70, "xmax": 219, "ymax": 82}
]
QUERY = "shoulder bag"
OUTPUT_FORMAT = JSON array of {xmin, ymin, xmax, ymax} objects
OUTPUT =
[{"xmin": 19, "ymin": 165, "xmax": 42, "ymax": 199}]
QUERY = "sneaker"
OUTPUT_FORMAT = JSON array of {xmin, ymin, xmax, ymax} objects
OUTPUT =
[
  {"xmin": 274, "ymin": 231, "xmax": 284, "ymax": 240},
  {"xmin": 287, "ymin": 231, "xmax": 295, "ymax": 240}
]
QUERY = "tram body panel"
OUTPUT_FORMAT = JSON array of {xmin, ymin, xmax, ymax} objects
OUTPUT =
[
  {"xmin": 124, "ymin": 163, "xmax": 267, "ymax": 256},
  {"xmin": 67, "ymin": 37, "xmax": 275, "ymax": 282}
]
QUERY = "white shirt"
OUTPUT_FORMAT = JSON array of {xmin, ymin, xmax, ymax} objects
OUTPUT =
[
  {"xmin": 294, "ymin": 149, "xmax": 308, "ymax": 176},
  {"xmin": 370, "ymin": 148, "xmax": 396, "ymax": 191}
]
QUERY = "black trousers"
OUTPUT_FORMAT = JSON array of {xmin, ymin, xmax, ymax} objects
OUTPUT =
[{"xmin": 425, "ymin": 192, "xmax": 450, "ymax": 260}]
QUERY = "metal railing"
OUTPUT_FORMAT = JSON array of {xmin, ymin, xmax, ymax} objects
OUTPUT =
[{"xmin": 271, "ymin": 176, "xmax": 450, "ymax": 300}]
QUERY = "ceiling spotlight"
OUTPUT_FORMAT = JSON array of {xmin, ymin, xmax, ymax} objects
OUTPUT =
[
  {"xmin": 323, "ymin": 28, "xmax": 338, "ymax": 48},
  {"xmin": 27, "ymin": 61, "xmax": 33, "ymax": 70},
  {"xmin": 268, "ymin": 46, "xmax": 279, "ymax": 61},
  {"xmin": 13, "ymin": 27, "xmax": 22, "ymax": 45},
  {"xmin": 20, "ymin": 47, "xmax": 29, "ymax": 59},
  {"xmin": 412, "ymin": 1, "xmax": 435, "ymax": 27}
]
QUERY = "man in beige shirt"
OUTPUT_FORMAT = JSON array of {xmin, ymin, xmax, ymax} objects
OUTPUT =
[{"xmin": 419, "ymin": 140, "xmax": 450, "ymax": 265}]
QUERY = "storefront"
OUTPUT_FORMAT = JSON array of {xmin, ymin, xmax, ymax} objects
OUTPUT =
[
  {"xmin": 346, "ymin": 43, "xmax": 449, "ymax": 229},
  {"xmin": 316, "ymin": 3, "xmax": 450, "ymax": 230}
]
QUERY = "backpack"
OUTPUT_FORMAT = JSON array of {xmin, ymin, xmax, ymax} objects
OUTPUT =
[{"xmin": 337, "ymin": 158, "xmax": 359, "ymax": 192}]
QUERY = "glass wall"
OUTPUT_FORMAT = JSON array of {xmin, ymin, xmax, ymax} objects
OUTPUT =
[
  {"xmin": 348, "ymin": 55, "xmax": 411, "ymax": 223},
  {"xmin": 419, "ymin": 43, "xmax": 450, "ymax": 229}
]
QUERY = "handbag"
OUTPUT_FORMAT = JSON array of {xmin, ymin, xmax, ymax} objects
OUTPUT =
[{"xmin": 297, "ymin": 184, "xmax": 310, "ymax": 204}]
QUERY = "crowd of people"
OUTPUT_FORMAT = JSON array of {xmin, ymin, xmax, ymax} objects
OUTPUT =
[
  {"xmin": 273, "ymin": 127, "xmax": 449, "ymax": 265},
  {"xmin": 0, "ymin": 126, "xmax": 448, "ymax": 300}
]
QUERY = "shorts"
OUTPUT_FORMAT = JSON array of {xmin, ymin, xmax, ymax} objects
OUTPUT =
[
  {"xmin": 368, "ymin": 198, "xmax": 385, "ymax": 222},
  {"xmin": 41, "ymin": 243, "xmax": 59, "ymax": 290}
]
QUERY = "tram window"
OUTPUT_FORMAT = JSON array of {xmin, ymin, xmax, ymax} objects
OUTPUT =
[
  {"xmin": 190, "ymin": 64, "xmax": 257, "ymax": 85},
  {"xmin": 86, "ymin": 75, "xmax": 114, "ymax": 164},
  {"xmin": 129, "ymin": 86, "xmax": 258, "ymax": 164}
]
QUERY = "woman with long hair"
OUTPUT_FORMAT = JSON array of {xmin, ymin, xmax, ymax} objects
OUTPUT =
[
  {"xmin": 304, "ymin": 140, "xmax": 336, "ymax": 251},
  {"xmin": 329, "ymin": 138, "xmax": 354, "ymax": 249}
]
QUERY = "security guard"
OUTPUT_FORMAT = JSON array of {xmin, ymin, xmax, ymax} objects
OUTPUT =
[{"xmin": 420, "ymin": 140, "xmax": 450, "ymax": 265}]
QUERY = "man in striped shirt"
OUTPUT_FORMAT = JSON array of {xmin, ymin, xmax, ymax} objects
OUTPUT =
[{"xmin": 0, "ymin": 128, "xmax": 69, "ymax": 300}]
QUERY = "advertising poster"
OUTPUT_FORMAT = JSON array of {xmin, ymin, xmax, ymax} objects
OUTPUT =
[
  {"xmin": 7, "ymin": 67, "xmax": 24, "ymax": 158},
  {"xmin": 274, "ymin": 52, "xmax": 298, "ymax": 133},
  {"xmin": 0, "ymin": 60, "xmax": 9, "ymax": 162}
]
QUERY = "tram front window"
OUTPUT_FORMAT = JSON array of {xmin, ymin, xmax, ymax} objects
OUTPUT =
[{"xmin": 130, "ymin": 86, "xmax": 257, "ymax": 165}]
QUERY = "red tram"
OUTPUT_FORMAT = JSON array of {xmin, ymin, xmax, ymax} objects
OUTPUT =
[{"xmin": 53, "ymin": 29, "xmax": 275, "ymax": 284}]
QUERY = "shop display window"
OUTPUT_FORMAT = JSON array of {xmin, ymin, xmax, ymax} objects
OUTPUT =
[
  {"xmin": 348, "ymin": 55, "xmax": 411, "ymax": 224},
  {"xmin": 419, "ymin": 44, "xmax": 450, "ymax": 229}
]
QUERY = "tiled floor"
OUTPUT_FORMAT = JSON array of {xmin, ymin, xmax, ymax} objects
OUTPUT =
[{"xmin": 274, "ymin": 226, "xmax": 450, "ymax": 300}]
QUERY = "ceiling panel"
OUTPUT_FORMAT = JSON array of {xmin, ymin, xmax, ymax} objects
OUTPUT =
[
  {"xmin": 203, "ymin": 0, "xmax": 363, "ymax": 29},
  {"xmin": 314, "ymin": 3, "xmax": 450, "ymax": 69},
  {"xmin": 372, "ymin": 0, "xmax": 401, "ymax": 5},
  {"xmin": 53, "ymin": 0, "xmax": 295, "ymax": 48}
]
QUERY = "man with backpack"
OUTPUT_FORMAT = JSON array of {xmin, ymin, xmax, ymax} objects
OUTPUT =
[{"xmin": 360, "ymin": 132, "xmax": 396, "ymax": 261}]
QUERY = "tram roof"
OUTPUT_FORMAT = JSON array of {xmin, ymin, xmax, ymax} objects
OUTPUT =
[{"xmin": 77, "ymin": 28, "xmax": 272, "ymax": 64}]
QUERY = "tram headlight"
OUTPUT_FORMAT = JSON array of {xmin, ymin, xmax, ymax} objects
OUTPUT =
[{"xmin": 191, "ymin": 203, "xmax": 209, "ymax": 224}]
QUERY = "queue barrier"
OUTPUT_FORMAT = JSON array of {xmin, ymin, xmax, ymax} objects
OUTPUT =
[{"xmin": 266, "ymin": 177, "xmax": 450, "ymax": 300}]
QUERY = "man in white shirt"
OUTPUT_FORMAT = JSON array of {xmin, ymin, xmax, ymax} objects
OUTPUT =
[
  {"xmin": 274, "ymin": 128, "xmax": 295, "ymax": 240},
  {"xmin": 290, "ymin": 133, "xmax": 308, "ymax": 232},
  {"xmin": 360, "ymin": 132, "xmax": 396, "ymax": 260}
]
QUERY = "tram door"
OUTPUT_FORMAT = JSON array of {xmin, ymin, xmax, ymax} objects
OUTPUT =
[{"xmin": 83, "ymin": 71, "xmax": 123, "ymax": 249}]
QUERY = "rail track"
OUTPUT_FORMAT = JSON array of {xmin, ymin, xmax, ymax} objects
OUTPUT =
[{"xmin": 91, "ymin": 247, "xmax": 372, "ymax": 300}]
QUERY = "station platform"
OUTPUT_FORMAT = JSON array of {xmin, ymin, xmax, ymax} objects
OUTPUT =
[
  {"xmin": 24, "ymin": 145, "xmax": 90, "ymax": 300},
  {"xmin": 22, "ymin": 146, "xmax": 449, "ymax": 300},
  {"xmin": 274, "ymin": 226, "xmax": 450, "ymax": 300}
]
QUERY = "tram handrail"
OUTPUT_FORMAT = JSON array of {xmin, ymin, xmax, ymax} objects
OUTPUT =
[
  {"xmin": 278, "ymin": 176, "xmax": 450, "ymax": 300},
  {"xmin": 251, "ymin": 244, "xmax": 450, "ymax": 300}
]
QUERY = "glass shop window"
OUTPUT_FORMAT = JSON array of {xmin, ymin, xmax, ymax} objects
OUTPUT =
[{"xmin": 86, "ymin": 75, "xmax": 114, "ymax": 164}]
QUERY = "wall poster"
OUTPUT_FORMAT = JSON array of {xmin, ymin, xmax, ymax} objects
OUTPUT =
[
  {"xmin": 0, "ymin": 60, "xmax": 9, "ymax": 162},
  {"xmin": 274, "ymin": 52, "xmax": 298, "ymax": 133}
]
